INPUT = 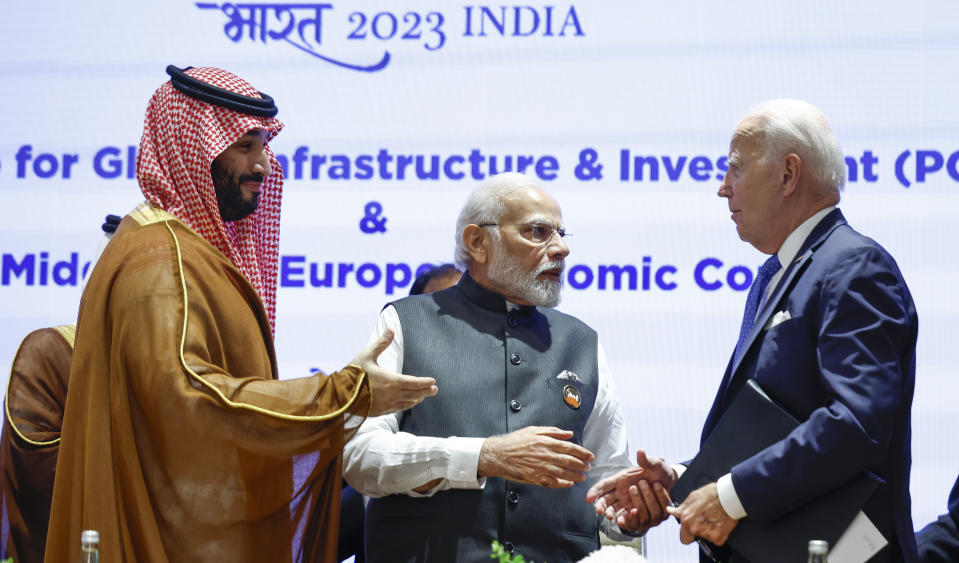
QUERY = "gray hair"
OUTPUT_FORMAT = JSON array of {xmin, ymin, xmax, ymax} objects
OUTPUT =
[
  {"xmin": 743, "ymin": 99, "xmax": 846, "ymax": 196},
  {"xmin": 454, "ymin": 172, "xmax": 540, "ymax": 269}
]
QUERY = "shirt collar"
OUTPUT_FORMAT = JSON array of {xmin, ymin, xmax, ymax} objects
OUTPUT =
[{"xmin": 776, "ymin": 205, "xmax": 836, "ymax": 269}]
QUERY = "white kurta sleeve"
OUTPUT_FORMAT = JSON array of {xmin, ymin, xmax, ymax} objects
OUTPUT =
[{"xmin": 582, "ymin": 340, "xmax": 632, "ymax": 484}]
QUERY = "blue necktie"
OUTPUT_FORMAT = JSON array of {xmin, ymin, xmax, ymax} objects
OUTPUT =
[{"xmin": 732, "ymin": 255, "xmax": 782, "ymax": 364}]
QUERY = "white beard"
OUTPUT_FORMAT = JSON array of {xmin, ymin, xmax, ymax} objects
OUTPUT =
[{"xmin": 487, "ymin": 239, "xmax": 564, "ymax": 308}]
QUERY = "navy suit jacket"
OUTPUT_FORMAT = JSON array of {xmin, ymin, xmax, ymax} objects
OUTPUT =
[
  {"xmin": 701, "ymin": 209, "xmax": 918, "ymax": 563},
  {"xmin": 915, "ymin": 474, "xmax": 959, "ymax": 562}
]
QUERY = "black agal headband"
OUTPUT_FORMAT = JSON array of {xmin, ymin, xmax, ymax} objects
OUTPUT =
[{"xmin": 166, "ymin": 65, "xmax": 278, "ymax": 117}]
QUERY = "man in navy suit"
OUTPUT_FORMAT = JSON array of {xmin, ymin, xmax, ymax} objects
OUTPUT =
[
  {"xmin": 588, "ymin": 100, "xmax": 918, "ymax": 562},
  {"xmin": 916, "ymin": 474, "xmax": 959, "ymax": 562}
]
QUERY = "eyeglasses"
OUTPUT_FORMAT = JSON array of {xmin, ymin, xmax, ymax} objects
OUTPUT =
[{"xmin": 477, "ymin": 222, "xmax": 571, "ymax": 245}]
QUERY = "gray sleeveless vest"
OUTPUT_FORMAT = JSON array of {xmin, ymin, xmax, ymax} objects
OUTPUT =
[{"xmin": 365, "ymin": 273, "xmax": 600, "ymax": 563}]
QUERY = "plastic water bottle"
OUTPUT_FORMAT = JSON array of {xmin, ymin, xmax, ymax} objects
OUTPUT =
[
  {"xmin": 78, "ymin": 529, "xmax": 100, "ymax": 563},
  {"xmin": 807, "ymin": 539, "xmax": 828, "ymax": 563}
]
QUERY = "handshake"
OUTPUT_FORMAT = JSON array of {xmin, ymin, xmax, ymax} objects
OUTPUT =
[
  {"xmin": 585, "ymin": 450, "xmax": 678, "ymax": 535},
  {"xmin": 586, "ymin": 450, "xmax": 740, "ymax": 548},
  {"xmin": 467, "ymin": 429, "xmax": 735, "ymax": 548}
]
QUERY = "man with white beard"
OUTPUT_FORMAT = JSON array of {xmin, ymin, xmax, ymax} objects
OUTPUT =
[{"xmin": 344, "ymin": 172, "xmax": 634, "ymax": 563}]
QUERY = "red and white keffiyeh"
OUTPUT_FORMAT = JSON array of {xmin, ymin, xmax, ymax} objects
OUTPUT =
[{"xmin": 136, "ymin": 67, "xmax": 284, "ymax": 330}]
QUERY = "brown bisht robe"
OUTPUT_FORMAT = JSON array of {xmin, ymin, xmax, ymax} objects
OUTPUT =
[
  {"xmin": 1, "ymin": 325, "xmax": 74, "ymax": 563},
  {"xmin": 45, "ymin": 203, "xmax": 371, "ymax": 562}
]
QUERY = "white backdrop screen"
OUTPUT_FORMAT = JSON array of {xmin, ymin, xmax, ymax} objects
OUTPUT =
[{"xmin": 1, "ymin": 2, "xmax": 957, "ymax": 561}]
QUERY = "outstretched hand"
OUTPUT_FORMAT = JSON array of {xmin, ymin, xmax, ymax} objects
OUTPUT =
[
  {"xmin": 585, "ymin": 449, "xmax": 676, "ymax": 533},
  {"xmin": 479, "ymin": 426, "xmax": 595, "ymax": 488},
  {"xmin": 352, "ymin": 330, "xmax": 438, "ymax": 417}
]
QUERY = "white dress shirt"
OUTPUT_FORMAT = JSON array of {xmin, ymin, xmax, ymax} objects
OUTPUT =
[
  {"xmin": 716, "ymin": 205, "xmax": 836, "ymax": 519},
  {"xmin": 343, "ymin": 304, "xmax": 632, "ymax": 498}
]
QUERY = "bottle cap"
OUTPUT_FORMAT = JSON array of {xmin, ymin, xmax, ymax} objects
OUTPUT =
[
  {"xmin": 81, "ymin": 530, "xmax": 99, "ymax": 545},
  {"xmin": 808, "ymin": 539, "xmax": 829, "ymax": 554}
]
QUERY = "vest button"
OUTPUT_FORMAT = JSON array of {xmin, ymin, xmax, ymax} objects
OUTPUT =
[
  {"xmin": 504, "ymin": 541, "xmax": 515, "ymax": 554},
  {"xmin": 510, "ymin": 353, "xmax": 521, "ymax": 365},
  {"xmin": 507, "ymin": 489, "xmax": 520, "ymax": 508},
  {"xmin": 509, "ymin": 400, "xmax": 521, "ymax": 412},
  {"xmin": 507, "ymin": 314, "xmax": 518, "ymax": 328}
]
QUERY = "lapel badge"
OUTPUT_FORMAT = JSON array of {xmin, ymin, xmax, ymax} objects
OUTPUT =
[
  {"xmin": 562, "ymin": 384, "xmax": 581, "ymax": 409},
  {"xmin": 556, "ymin": 370, "xmax": 581, "ymax": 382}
]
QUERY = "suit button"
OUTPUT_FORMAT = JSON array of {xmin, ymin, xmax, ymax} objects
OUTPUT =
[
  {"xmin": 507, "ymin": 314, "xmax": 518, "ymax": 328},
  {"xmin": 510, "ymin": 353, "xmax": 521, "ymax": 365},
  {"xmin": 507, "ymin": 489, "xmax": 520, "ymax": 508},
  {"xmin": 504, "ymin": 541, "xmax": 515, "ymax": 554},
  {"xmin": 510, "ymin": 400, "xmax": 521, "ymax": 412}
]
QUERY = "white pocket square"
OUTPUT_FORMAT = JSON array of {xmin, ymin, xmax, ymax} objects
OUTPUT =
[{"xmin": 765, "ymin": 310, "xmax": 791, "ymax": 330}]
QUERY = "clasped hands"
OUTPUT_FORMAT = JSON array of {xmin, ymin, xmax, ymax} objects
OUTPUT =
[{"xmin": 585, "ymin": 449, "xmax": 739, "ymax": 545}]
